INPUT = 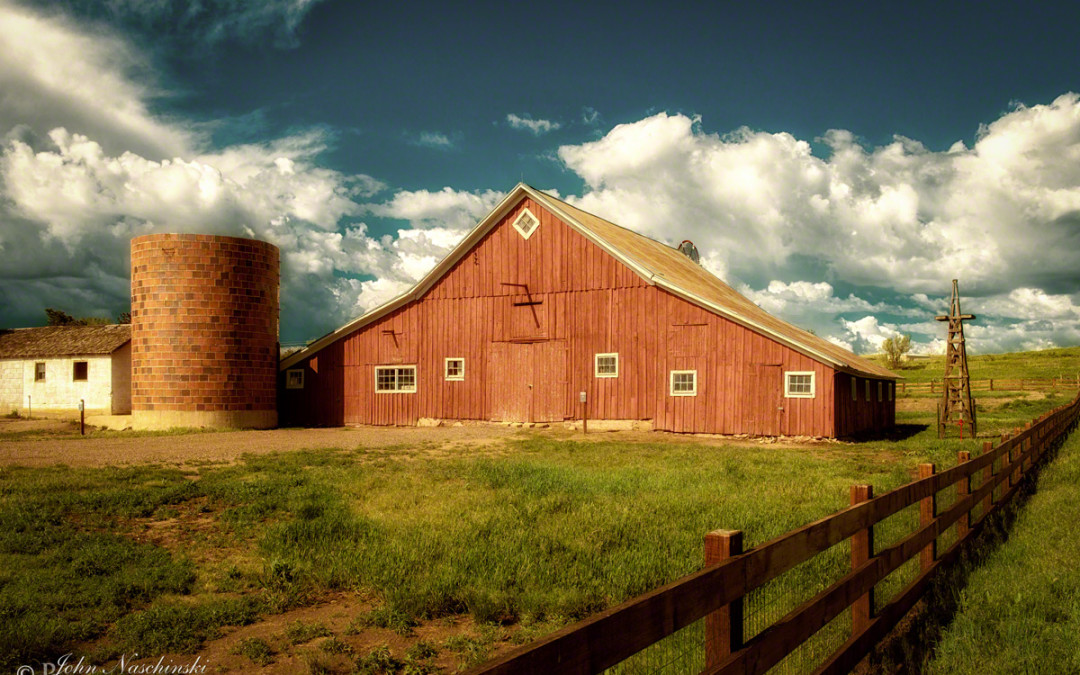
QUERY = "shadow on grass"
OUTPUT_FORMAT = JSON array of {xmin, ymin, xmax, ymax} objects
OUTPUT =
[
  {"xmin": 858, "ymin": 422, "xmax": 1074, "ymax": 674},
  {"xmin": 843, "ymin": 424, "xmax": 929, "ymax": 443}
]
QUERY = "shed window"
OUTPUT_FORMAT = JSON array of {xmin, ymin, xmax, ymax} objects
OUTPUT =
[
  {"xmin": 670, "ymin": 370, "xmax": 697, "ymax": 396},
  {"xmin": 376, "ymin": 366, "xmax": 417, "ymax": 393},
  {"xmin": 444, "ymin": 358, "xmax": 465, "ymax": 381},
  {"xmin": 73, "ymin": 361, "xmax": 88, "ymax": 382},
  {"xmin": 34, "ymin": 362, "xmax": 45, "ymax": 382},
  {"xmin": 784, "ymin": 372, "xmax": 815, "ymax": 398},
  {"xmin": 851, "ymin": 377, "xmax": 858, "ymax": 401},
  {"xmin": 888, "ymin": 382, "xmax": 894, "ymax": 402},
  {"xmin": 512, "ymin": 208, "xmax": 540, "ymax": 240},
  {"xmin": 878, "ymin": 381, "xmax": 883, "ymax": 402},
  {"xmin": 865, "ymin": 380, "xmax": 871, "ymax": 401},
  {"xmin": 595, "ymin": 353, "xmax": 619, "ymax": 378},
  {"xmin": 286, "ymin": 369, "xmax": 305, "ymax": 389}
]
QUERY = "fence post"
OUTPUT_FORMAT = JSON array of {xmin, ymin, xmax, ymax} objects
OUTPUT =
[
  {"xmin": 989, "ymin": 378, "xmax": 994, "ymax": 392},
  {"xmin": 957, "ymin": 452, "xmax": 971, "ymax": 539},
  {"xmin": 705, "ymin": 529, "xmax": 743, "ymax": 668},
  {"xmin": 981, "ymin": 441, "xmax": 994, "ymax": 520},
  {"xmin": 1024, "ymin": 422, "xmax": 1033, "ymax": 471},
  {"xmin": 1001, "ymin": 433, "xmax": 1013, "ymax": 488},
  {"xmin": 850, "ymin": 485, "xmax": 874, "ymax": 635},
  {"xmin": 919, "ymin": 463, "xmax": 936, "ymax": 571}
]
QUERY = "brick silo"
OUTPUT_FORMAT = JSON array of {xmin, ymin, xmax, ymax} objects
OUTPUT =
[{"xmin": 130, "ymin": 234, "xmax": 279, "ymax": 429}]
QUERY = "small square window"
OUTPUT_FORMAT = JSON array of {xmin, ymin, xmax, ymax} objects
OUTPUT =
[
  {"xmin": 445, "ymin": 358, "xmax": 465, "ymax": 381},
  {"xmin": 784, "ymin": 372, "xmax": 815, "ymax": 398},
  {"xmin": 595, "ymin": 353, "xmax": 619, "ymax": 378},
  {"xmin": 73, "ymin": 361, "xmax": 88, "ymax": 382},
  {"xmin": 35, "ymin": 362, "xmax": 46, "ymax": 382},
  {"xmin": 670, "ymin": 370, "xmax": 697, "ymax": 396},
  {"xmin": 376, "ymin": 366, "xmax": 417, "ymax": 393},
  {"xmin": 512, "ymin": 208, "xmax": 540, "ymax": 240},
  {"xmin": 286, "ymin": 369, "xmax": 304, "ymax": 389},
  {"xmin": 851, "ymin": 377, "xmax": 858, "ymax": 401}
]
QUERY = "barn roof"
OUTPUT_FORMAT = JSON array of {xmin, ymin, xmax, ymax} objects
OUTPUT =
[
  {"xmin": 0, "ymin": 324, "xmax": 131, "ymax": 359},
  {"xmin": 281, "ymin": 184, "xmax": 897, "ymax": 379}
]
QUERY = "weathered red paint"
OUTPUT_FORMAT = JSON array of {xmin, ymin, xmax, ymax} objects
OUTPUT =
[{"xmin": 279, "ymin": 198, "xmax": 895, "ymax": 436}]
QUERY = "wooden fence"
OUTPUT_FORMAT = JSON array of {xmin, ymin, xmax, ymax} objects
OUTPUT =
[
  {"xmin": 465, "ymin": 391, "xmax": 1080, "ymax": 675},
  {"xmin": 899, "ymin": 376, "xmax": 1080, "ymax": 395}
]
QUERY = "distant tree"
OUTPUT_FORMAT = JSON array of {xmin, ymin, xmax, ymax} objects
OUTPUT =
[
  {"xmin": 117, "ymin": 311, "xmax": 132, "ymax": 324},
  {"xmin": 882, "ymin": 334, "xmax": 912, "ymax": 370},
  {"xmin": 44, "ymin": 308, "xmax": 119, "ymax": 326},
  {"xmin": 45, "ymin": 308, "xmax": 79, "ymax": 326}
]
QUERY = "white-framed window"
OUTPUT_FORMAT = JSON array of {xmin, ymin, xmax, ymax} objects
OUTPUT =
[
  {"xmin": 34, "ymin": 362, "xmax": 45, "ymax": 382},
  {"xmin": 865, "ymin": 380, "xmax": 871, "ymax": 402},
  {"xmin": 444, "ymin": 357, "xmax": 465, "ymax": 381},
  {"xmin": 375, "ymin": 365, "xmax": 417, "ymax": 393},
  {"xmin": 595, "ymin": 353, "xmax": 619, "ymax": 378},
  {"xmin": 784, "ymin": 371, "xmax": 815, "ymax": 398},
  {"xmin": 286, "ymin": 369, "xmax": 305, "ymax": 389},
  {"xmin": 851, "ymin": 377, "xmax": 858, "ymax": 401},
  {"xmin": 512, "ymin": 207, "xmax": 540, "ymax": 240},
  {"xmin": 670, "ymin": 370, "xmax": 697, "ymax": 396},
  {"xmin": 73, "ymin": 361, "xmax": 88, "ymax": 382},
  {"xmin": 878, "ymin": 381, "xmax": 883, "ymax": 402}
]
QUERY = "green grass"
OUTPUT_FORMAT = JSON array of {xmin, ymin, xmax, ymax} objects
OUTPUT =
[
  {"xmin": 0, "ymin": 382, "xmax": 1073, "ymax": 671},
  {"xmin": 874, "ymin": 345, "xmax": 1080, "ymax": 383},
  {"xmin": 925, "ymin": 424, "xmax": 1080, "ymax": 674}
]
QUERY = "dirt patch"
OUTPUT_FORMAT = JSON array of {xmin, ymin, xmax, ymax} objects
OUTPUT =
[
  {"xmin": 0, "ymin": 418, "xmax": 842, "ymax": 469},
  {"xmin": 100, "ymin": 593, "xmax": 535, "ymax": 674}
]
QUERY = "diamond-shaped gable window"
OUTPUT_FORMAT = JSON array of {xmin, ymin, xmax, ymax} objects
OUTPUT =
[{"xmin": 512, "ymin": 208, "xmax": 539, "ymax": 240}]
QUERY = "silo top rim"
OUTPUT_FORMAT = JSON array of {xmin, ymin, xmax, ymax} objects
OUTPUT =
[{"xmin": 130, "ymin": 233, "xmax": 277, "ymax": 251}]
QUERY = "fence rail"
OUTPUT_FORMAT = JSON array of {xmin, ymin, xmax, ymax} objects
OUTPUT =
[
  {"xmin": 898, "ymin": 376, "xmax": 1080, "ymax": 395},
  {"xmin": 465, "ymin": 391, "xmax": 1080, "ymax": 675}
]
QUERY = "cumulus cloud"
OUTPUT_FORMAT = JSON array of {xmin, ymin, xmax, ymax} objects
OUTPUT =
[
  {"xmin": 0, "ymin": 0, "xmax": 190, "ymax": 158},
  {"xmin": 506, "ymin": 113, "xmax": 561, "ymax": 135},
  {"xmin": 370, "ymin": 187, "xmax": 505, "ymax": 230},
  {"xmin": 557, "ymin": 99, "xmax": 1080, "ymax": 354}
]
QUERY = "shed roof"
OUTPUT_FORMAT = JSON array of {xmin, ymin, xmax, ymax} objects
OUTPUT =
[
  {"xmin": 0, "ymin": 325, "xmax": 131, "ymax": 359},
  {"xmin": 282, "ymin": 184, "xmax": 896, "ymax": 379}
]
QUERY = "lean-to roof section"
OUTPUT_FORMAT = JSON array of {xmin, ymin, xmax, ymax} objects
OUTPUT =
[{"xmin": 281, "ymin": 184, "xmax": 897, "ymax": 380}]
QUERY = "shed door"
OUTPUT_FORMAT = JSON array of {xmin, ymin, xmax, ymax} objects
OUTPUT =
[
  {"xmin": 488, "ymin": 341, "xmax": 566, "ymax": 423},
  {"xmin": 749, "ymin": 364, "xmax": 782, "ymax": 436}
]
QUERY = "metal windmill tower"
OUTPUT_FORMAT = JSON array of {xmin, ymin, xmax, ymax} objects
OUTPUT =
[{"xmin": 936, "ymin": 279, "xmax": 977, "ymax": 438}]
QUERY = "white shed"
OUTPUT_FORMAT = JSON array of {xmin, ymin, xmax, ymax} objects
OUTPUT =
[{"xmin": 0, "ymin": 325, "xmax": 132, "ymax": 416}]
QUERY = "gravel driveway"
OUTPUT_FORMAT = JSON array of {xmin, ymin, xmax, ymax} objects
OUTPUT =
[{"xmin": 0, "ymin": 418, "xmax": 528, "ymax": 468}]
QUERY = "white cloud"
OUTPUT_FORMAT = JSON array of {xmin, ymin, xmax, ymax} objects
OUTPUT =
[
  {"xmin": 506, "ymin": 113, "xmax": 561, "ymax": 135},
  {"xmin": 411, "ymin": 131, "xmax": 456, "ymax": 149},
  {"xmin": 557, "ymin": 98, "xmax": 1080, "ymax": 299},
  {"xmin": 370, "ymin": 187, "xmax": 505, "ymax": 229},
  {"xmin": 555, "ymin": 99, "xmax": 1080, "ymax": 354},
  {"xmin": 0, "ymin": 0, "xmax": 190, "ymax": 158}
]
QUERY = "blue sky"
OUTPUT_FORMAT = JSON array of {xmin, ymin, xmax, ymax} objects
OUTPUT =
[{"xmin": 1, "ymin": 0, "xmax": 1079, "ymax": 355}]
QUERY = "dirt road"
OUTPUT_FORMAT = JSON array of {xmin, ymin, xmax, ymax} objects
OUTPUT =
[{"xmin": 0, "ymin": 418, "xmax": 530, "ymax": 468}]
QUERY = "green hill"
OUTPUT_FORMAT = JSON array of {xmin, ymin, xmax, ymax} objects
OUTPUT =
[{"xmin": 868, "ymin": 345, "xmax": 1080, "ymax": 383}]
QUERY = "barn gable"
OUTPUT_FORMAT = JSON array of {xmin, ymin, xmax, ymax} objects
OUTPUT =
[{"xmin": 280, "ymin": 184, "xmax": 896, "ymax": 435}]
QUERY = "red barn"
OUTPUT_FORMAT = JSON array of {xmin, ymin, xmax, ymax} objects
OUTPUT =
[{"xmin": 279, "ymin": 184, "xmax": 897, "ymax": 436}]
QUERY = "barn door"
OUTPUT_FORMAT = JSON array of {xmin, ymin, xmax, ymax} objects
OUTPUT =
[
  {"xmin": 487, "ymin": 341, "xmax": 566, "ymax": 423},
  {"xmin": 750, "ymin": 364, "xmax": 782, "ymax": 436}
]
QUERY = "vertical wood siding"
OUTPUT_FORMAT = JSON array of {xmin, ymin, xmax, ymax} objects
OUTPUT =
[{"xmin": 280, "ymin": 197, "xmax": 894, "ymax": 436}]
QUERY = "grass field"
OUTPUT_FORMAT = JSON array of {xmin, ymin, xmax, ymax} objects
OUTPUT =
[
  {"xmin": 870, "ymin": 345, "xmax": 1080, "ymax": 383},
  {"xmin": 925, "ymin": 417, "xmax": 1080, "ymax": 674},
  {"xmin": 0, "ymin": 350, "xmax": 1077, "ymax": 673}
]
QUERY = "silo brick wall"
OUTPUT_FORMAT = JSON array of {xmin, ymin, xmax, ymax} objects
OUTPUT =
[{"xmin": 130, "ymin": 233, "xmax": 279, "ymax": 428}]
